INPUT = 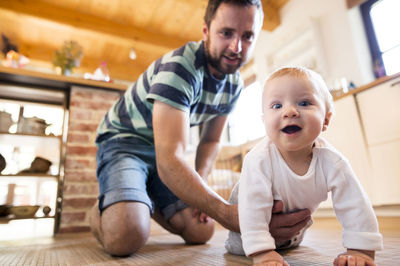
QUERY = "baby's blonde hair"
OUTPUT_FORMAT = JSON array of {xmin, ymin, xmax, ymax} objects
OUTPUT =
[{"xmin": 264, "ymin": 66, "xmax": 335, "ymax": 115}]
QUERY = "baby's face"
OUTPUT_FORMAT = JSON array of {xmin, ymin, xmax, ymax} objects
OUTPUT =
[{"xmin": 262, "ymin": 75, "xmax": 330, "ymax": 153}]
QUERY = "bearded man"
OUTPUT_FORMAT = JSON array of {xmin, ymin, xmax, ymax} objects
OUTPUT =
[{"xmin": 90, "ymin": 0, "xmax": 311, "ymax": 256}]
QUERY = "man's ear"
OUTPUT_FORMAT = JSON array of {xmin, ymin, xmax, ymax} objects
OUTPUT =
[
  {"xmin": 203, "ymin": 21, "xmax": 209, "ymax": 41},
  {"xmin": 322, "ymin": 112, "xmax": 332, "ymax": 131}
]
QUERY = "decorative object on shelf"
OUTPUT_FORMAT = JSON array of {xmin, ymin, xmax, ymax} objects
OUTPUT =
[
  {"xmin": 0, "ymin": 204, "xmax": 11, "ymax": 217},
  {"xmin": 0, "ymin": 153, "xmax": 5, "ymax": 174},
  {"xmin": 19, "ymin": 156, "xmax": 52, "ymax": 174},
  {"xmin": 83, "ymin": 61, "xmax": 111, "ymax": 82},
  {"xmin": 3, "ymin": 50, "xmax": 30, "ymax": 69},
  {"xmin": 1, "ymin": 34, "xmax": 30, "ymax": 68},
  {"xmin": 9, "ymin": 205, "xmax": 40, "ymax": 218},
  {"xmin": 42, "ymin": 205, "xmax": 51, "ymax": 216},
  {"xmin": 52, "ymin": 40, "xmax": 83, "ymax": 76},
  {"xmin": 1, "ymin": 34, "xmax": 18, "ymax": 56},
  {"xmin": 17, "ymin": 116, "xmax": 51, "ymax": 135},
  {"xmin": 129, "ymin": 48, "xmax": 137, "ymax": 60},
  {"xmin": 0, "ymin": 110, "xmax": 13, "ymax": 132}
]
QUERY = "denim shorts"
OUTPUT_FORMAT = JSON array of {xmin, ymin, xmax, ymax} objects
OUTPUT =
[{"xmin": 96, "ymin": 137, "xmax": 188, "ymax": 221}]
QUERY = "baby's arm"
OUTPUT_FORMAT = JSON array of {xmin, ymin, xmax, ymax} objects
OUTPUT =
[
  {"xmin": 252, "ymin": 250, "xmax": 289, "ymax": 266},
  {"xmin": 328, "ymin": 159, "xmax": 382, "ymax": 264},
  {"xmin": 334, "ymin": 249, "xmax": 375, "ymax": 266},
  {"xmin": 238, "ymin": 150, "xmax": 277, "ymax": 256}
]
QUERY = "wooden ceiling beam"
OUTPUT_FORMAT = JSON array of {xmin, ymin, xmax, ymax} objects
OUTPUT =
[
  {"xmin": 0, "ymin": 0, "xmax": 289, "ymax": 81},
  {"xmin": 174, "ymin": 0, "xmax": 207, "ymax": 7},
  {"xmin": 261, "ymin": 0, "xmax": 281, "ymax": 31},
  {"xmin": 0, "ymin": 7, "xmax": 165, "ymax": 71},
  {"xmin": 266, "ymin": 0, "xmax": 290, "ymax": 9},
  {"xmin": 0, "ymin": 0, "xmax": 188, "ymax": 51},
  {"xmin": 159, "ymin": 0, "xmax": 287, "ymax": 32}
]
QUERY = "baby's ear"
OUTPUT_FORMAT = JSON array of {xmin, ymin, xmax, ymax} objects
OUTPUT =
[{"xmin": 322, "ymin": 112, "xmax": 332, "ymax": 131}]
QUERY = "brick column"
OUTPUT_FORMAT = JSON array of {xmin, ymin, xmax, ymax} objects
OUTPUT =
[{"xmin": 59, "ymin": 86, "xmax": 121, "ymax": 233}]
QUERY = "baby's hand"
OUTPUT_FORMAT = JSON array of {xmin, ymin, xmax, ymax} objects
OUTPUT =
[
  {"xmin": 252, "ymin": 250, "xmax": 289, "ymax": 266},
  {"xmin": 334, "ymin": 250, "xmax": 375, "ymax": 266},
  {"xmin": 254, "ymin": 262, "xmax": 289, "ymax": 266}
]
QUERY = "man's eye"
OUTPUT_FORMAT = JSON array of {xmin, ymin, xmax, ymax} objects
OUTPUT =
[
  {"xmin": 272, "ymin": 103, "xmax": 282, "ymax": 109},
  {"xmin": 299, "ymin": 101, "xmax": 310, "ymax": 107},
  {"xmin": 221, "ymin": 31, "xmax": 232, "ymax": 38},
  {"xmin": 243, "ymin": 32, "xmax": 254, "ymax": 41}
]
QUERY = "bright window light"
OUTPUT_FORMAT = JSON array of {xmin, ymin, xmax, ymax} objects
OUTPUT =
[
  {"xmin": 370, "ymin": 0, "xmax": 400, "ymax": 75},
  {"xmin": 381, "ymin": 46, "xmax": 400, "ymax": 75},
  {"xmin": 228, "ymin": 81, "xmax": 265, "ymax": 145}
]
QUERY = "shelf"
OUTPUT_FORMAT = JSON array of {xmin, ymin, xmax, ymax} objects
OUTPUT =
[
  {"xmin": 0, "ymin": 83, "xmax": 66, "ymax": 236},
  {"xmin": 0, "ymin": 65, "xmax": 128, "ymax": 91},
  {"xmin": 0, "ymin": 215, "xmax": 55, "ymax": 224},
  {"xmin": 0, "ymin": 131, "xmax": 62, "ymax": 139},
  {"xmin": 0, "ymin": 174, "xmax": 58, "ymax": 179}
]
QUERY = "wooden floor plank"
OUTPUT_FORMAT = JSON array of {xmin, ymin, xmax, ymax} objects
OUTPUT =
[{"xmin": 0, "ymin": 220, "xmax": 399, "ymax": 265}]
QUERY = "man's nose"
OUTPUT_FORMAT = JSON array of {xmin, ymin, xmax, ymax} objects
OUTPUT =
[
  {"xmin": 283, "ymin": 105, "xmax": 299, "ymax": 118},
  {"xmin": 229, "ymin": 37, "xmax": 242, "ymax": 54}
]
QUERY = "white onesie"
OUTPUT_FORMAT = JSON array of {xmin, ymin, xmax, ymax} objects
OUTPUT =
[{"xmin": 225, "ymin": 137, "xmax": 383, "ymax": 256}]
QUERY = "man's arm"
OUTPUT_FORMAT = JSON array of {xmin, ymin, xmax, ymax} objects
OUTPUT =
[
  {"xmin": 152, "ymin": 101, "xmax": 239, "ymax": 232},
  {"xmin": 193, "ymin": 112, "xmax": 228, "ymax": 223},
  {"xmin": 195, "ymin": 114, "xmax": 227, "ymax": 179}
]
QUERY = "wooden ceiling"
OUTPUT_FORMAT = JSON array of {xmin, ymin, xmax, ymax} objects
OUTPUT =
[{"xmin": 0, "ymin": 0, "xmax": 288, "ymax": 82}]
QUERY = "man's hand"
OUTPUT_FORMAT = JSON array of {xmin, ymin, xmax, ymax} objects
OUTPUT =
[
  {"xmin": 269, "ymin": 200, "xmax": 311, "ymax": 245},
  {"xmin": 192, "ymin": 208, "xmax": 210, "ymax": 223}
]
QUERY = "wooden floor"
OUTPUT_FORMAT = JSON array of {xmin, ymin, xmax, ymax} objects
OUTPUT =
[{"xmin": 0, "ymin": 218, "xmax": 399, "ymax": 265}]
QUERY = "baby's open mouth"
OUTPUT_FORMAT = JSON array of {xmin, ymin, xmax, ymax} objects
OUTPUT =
[{"xmin": 282, "ymin": 125, "xmax": 302, "ymax": 134}]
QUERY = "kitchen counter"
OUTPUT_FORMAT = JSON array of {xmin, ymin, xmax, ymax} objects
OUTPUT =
[
  {"xmin": 0, "ymin": 65, "xmax": 128, "ymax": 91},
  {"xmin": 334, "ymin": 72, "xmax": 400, "ymax": 101}
]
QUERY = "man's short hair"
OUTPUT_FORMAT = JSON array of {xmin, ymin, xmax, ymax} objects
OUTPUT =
[{"xmin": 204, "ymin": 0, "xmax": 263, "ymax": 28}]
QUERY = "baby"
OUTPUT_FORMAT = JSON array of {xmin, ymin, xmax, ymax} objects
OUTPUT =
[{"xmin": 225, "ymin": 67, "xmax": 383, "ymax": 265}]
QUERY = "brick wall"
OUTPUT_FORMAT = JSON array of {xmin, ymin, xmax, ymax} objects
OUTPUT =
[{"xmin": 59, "ymin": 86, "xmax": 121, "ymax": 233}]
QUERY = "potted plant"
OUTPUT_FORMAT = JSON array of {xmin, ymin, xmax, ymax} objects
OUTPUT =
[{"xmin": 52, "ymin": 40, "xmax": 83, "ymax": 75}]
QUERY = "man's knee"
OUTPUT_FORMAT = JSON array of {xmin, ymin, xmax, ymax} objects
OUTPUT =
[
  {"xmin": 99, "ymin": 202, "xmax": 151, "ymax": 256},
  {"xmin": 102, "ymin": 222, "xmax": 149, "ymax": 256}
]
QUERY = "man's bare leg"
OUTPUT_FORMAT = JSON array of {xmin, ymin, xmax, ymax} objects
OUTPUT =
[{"xmin": 89, "ymin": 200, "xmax": 151, "ymax": 256}]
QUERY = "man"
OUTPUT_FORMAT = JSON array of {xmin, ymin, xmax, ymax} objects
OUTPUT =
[{"xmin": 90, "ymin": 0, "xmax": 311, "ymax": 256}]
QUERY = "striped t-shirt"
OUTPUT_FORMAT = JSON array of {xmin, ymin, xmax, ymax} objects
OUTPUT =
[{"xmin": 96, "ymin": 41, "xmax": 243, "ymax": 146}]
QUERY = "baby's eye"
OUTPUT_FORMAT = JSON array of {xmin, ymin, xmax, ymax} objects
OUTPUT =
[
  {"xmin": 299, "ymin": 101, "xmax": 310, "ymax": 107},
  {"xmin": 272, "ymin": 103, "xmax": 282, "ymax": 109}
]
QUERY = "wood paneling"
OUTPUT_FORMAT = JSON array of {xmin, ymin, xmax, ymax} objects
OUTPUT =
[{"xmin": 0, "ymin": 0, "xmax": 288, "ymax": 82}]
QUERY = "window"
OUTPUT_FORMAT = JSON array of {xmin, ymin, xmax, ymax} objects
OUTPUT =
[
  {"xmin": 227, "ymin": 81, "xmax": 265, "ymax": 145},
  {"xmin": 361, "ymin": 0, "xmax": 400, "ymax": 77}
]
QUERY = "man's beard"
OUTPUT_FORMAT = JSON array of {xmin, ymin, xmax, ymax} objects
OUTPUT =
[{"xmin": 204, "ymin": 39, "xmax": 243, "ymax": 77}]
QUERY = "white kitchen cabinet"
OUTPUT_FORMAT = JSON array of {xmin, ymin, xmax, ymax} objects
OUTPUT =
[
  {"xmin": 356, "ymin": 76, "xmax": 400, "ymax": 146},
  {"xmin": 368, "ymin": 140, "xmax": 400, "ymax": 204},
  {"xmin": 356, "ymin": 77, "xmax": 400, "ymax": 204},
  {"xmin": 321, "ymin": 95, "xmax": 373, "ymax": 207}
]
